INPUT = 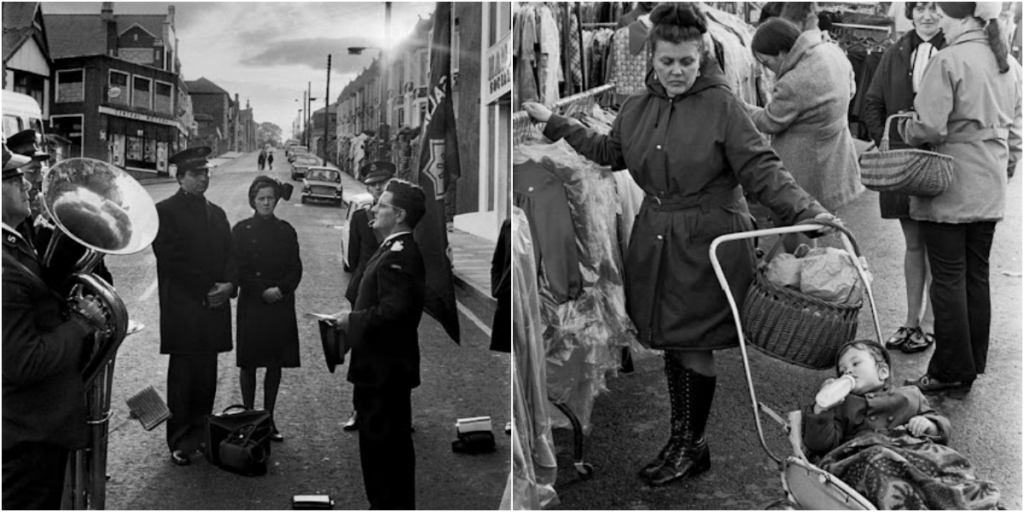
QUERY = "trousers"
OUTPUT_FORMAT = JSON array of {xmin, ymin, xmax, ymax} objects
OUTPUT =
[
  {"xmin": 920, "ymin": 221, "xmax": 996, "ymax": 383},
  {"xmin": 354, "ymin": 385, "xmax": 415, "ymax": 510},
  {"xmin": 166, "ymin": 353, "xmax": 218, "ymax": 453},
  {"xmin": 2, "ymin": 442, "xmax": 69, "ymax": 509}
]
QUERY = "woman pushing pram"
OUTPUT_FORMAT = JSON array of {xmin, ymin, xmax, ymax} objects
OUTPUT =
[{"xmin": 802, "ymin": 339, "xmax": 1000, "ymax": 510}]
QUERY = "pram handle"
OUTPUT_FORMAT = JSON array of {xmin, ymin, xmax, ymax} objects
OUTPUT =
[{"xmin": 709, "ymin": 220, "xmax": 882, "ymax": 465}]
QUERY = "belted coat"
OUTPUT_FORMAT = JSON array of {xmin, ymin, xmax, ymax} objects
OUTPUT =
[
  {"xmin": 543, "ymin": 64, "xmax": 825, "ymax": 350},
  {"xmin": 153, "ymin": 189, "xmax": 238, "ymax": 354}
]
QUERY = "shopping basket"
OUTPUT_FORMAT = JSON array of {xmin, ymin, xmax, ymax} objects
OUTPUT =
[
  {"xmin": 859, "ymin": 112, "xmax": 953, "ymax": 197},
  {"xmin": 741, "ymin": 219, "xmax": 863, "ymax": 370}
]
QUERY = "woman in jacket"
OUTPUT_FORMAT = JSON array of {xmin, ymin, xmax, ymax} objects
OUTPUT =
[
  {"xmin": 523, "ymin": 3, "xmax": 835, "ymax": 487},
  {"xmin": 900, "ymin": 2, "xmax": 1021, "ymax": 396},
  {"xmin": 746, "ymin": 18, "xmax": 862, "ymax": 248},
  {"xmin": 233, "ymin": 176, "xmax": 303, "ymax": 440},
  {"xmin": 863, "ymin": 3, "xmax": 946, "ymax": 354}
]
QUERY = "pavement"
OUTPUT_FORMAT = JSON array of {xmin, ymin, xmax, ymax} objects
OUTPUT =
[{"xmin": 546, "ymin": 178, "xmax": 1022, "ymax": 509}]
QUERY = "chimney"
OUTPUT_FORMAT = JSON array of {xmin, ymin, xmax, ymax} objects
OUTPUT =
[
  {"xmin": 102, "ymin": 3, "xmax": 117, "ymax": 56},
  {"xmin": 167, "ymin": 5, "xmax": 175, "ymax": 25}
]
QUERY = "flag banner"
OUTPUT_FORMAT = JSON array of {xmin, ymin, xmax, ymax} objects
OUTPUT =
[{"xmin": 415, "ymin": 1, "xmax": 461, "ymax": 344}]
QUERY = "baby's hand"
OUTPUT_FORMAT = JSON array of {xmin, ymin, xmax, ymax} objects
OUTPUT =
[{"xmin": 907, "ymin": 416, "xmax": 938, "ymax": 437}]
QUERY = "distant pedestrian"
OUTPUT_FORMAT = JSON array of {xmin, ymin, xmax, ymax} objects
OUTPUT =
[
  {"xmin": 331, "ymin": 179, "xmax": 426, "ymax": 510},
  {"xmin": 258, "ymin": 149, "xmax": 267, "ymax": 171},
  {"xmin": 153, "ymin": 146, "xmax": 238, "ymax": 467},
  {"xmin": 267, "ymin": 151, "xmax": 274, "ymax": 171},
  {"xmin": 233, "ymin": 176, "xmax": 302, "ymax": 442}
]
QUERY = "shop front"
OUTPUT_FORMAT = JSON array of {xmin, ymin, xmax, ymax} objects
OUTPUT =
[{"xmin": 99, "ymin": 106, "xmax": 179, "ymax": 174}]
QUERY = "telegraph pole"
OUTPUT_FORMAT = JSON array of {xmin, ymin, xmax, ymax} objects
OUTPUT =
[
  {"xmin": 306, "ymin": 82, "xmax": 312, "ymax": 147},
  {"xmin": 323, "ymin": 54, "xmax": 331, "ymax": 166}
]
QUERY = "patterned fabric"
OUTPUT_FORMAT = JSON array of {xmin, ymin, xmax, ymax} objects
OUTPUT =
[
  {"xmin": 567, "ymin": 12, "xmax": 583, "ymax": 92},
  {"xmin": 608, "ymin": 25, "xmax": 649, "ymax": 99},
  {"xmin": 820, "ymin": 432, "xmax": 1000, "ymax": 510}
]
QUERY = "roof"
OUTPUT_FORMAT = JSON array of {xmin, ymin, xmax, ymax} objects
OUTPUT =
[
  {"xmin": 46, "ymin": 15, "xmax": 109, "ymax": 59},
  {"xmin": 185, "ymin": 77, "xmax": 230, "ymax": 96},
  {"xmin": 312, "ymin": 102, "xmax": 339, "ymax": 116},
  {"xmin": 3, "ymin": 3, "xmax": 44, "ymax": 62},
  {"xmin": 115, "ymin": 15, "xmax": 164, "ymax": 38}
]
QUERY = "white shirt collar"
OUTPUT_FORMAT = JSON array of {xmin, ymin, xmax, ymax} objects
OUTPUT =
[
  {"xmin": 382, "ymin": 230, "xmax": 412, "ymax": 245},
  {"xmin": 1, "ymin": 222, "xmax": 25, "ymax": 241}
]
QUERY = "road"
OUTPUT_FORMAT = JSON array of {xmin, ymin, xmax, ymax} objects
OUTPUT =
[
  {"xmin": 99, "ymin": 151, "xmax": 510, "ymax": 510},
  {"xmin": 548, "ymin": 179, "xmax": 1022, "ymax": 509}
]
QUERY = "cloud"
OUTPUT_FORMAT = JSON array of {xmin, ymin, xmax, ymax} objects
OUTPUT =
[{"xmin": 240, "ymin": 37, "xmax": 380, "ymax": 72}]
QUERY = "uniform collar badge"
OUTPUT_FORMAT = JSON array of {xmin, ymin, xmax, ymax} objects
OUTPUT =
[{"xmin": 391, "ymin": 240, "xmax": 404, "ymax": 252}]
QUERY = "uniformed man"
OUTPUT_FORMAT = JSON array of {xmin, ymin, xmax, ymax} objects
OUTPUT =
[
  {"xmin": 152, "ymin": 146, "xmax": 238, "ymax": 466},
  {"xmin": 332, "ymin": 179, "xmax": 426, "ymax": 510},
  {"xmin": 2, "ymin": 145, "xmax": 105, "ymax": 509},
  {"xmin": 342, "ymin": 160, "xmax": 395, "ymax": 432},
  {"xmin": 6, "ymin": 129, "xmax": 51, "ymax": 239}
]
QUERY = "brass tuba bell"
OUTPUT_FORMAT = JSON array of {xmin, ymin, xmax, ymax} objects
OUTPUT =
[{"xmin": 40, "ymin": 157, "xmax": 158, "ymax": 509}]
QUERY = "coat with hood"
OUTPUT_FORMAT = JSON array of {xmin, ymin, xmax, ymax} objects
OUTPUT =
[
  {"xmin": 543, "ymin": 62, "xmax": 826, "ymax": 350},
  {"xmin": 747, "ymin": 29, "xmax": 863, "ymax": 212},
  {"xmin": 903, "ymin": 30, "xmax": 1022, "ymax": 224}
]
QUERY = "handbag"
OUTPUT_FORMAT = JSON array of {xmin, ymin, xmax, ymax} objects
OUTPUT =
[
  {"xmin": 204, "ymin": 405, "xmax": 272, "ymax": 475},
  {"xmin": 859, "ymin": 112, "xmax": 953, "ymax": 197}
]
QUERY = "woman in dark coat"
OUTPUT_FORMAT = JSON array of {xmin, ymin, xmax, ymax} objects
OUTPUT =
[
  {"xmin": 863, "ymin": 3, "xmax": 945, "ymax": 354},
  {"xmin": 233, "ymin": 175, "xmax": 303, "ymax": 441},
  {"xmin": 523, "ymin": 3, "xmax": 835, "ymax": 487}
]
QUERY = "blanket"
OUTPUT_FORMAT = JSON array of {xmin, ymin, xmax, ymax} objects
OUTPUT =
[{"xmin": 819, "ymin": 432, "xmax": 1000, "ymax": 510}]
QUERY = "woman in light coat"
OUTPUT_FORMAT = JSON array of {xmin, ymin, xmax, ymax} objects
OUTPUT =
[
  {"xmin": 746, "ymin": 19, "xmax": 862, "ymax": 231},
  {"xmin": 900, "ymin": 2, "xmax": 1021, "ymax": 396}
]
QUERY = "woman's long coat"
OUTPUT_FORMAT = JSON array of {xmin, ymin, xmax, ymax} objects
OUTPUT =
[
  {"xmin": 153, "ymin": 190, "xmax": 237, "ymax": 354},
  {"xmin": 544, "ymin": 64, "xmax": 825, "ymax": 350},
  {"xmin": 232, "ymin": 215, "xmax": 303, "ymax": 367},
  {"xmin": 748, "ymin": 29, "xmax": 863, "ymax": 211}
]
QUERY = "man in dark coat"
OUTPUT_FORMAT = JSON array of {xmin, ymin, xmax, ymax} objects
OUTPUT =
[
  {"xmin": 152, "ymin": 146, "xmax": 238, "ymax": 466},
  {"xmin": 2, "ymin": 145, "xmax": 105, "ymax": 509},
  {"xmin": 333, "ymin": 179, "xmax": 426, "ymax": 510},
  {"xmin": 341, "ymin": 161, "xmax": 394, "ymax": 432}
]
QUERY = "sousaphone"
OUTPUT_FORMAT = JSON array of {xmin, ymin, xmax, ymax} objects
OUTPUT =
[{"xmin": 40, "ymin": 157, "xmax": 159, "ymax": 509}]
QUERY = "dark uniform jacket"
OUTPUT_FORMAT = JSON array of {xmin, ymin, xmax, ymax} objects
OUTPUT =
[
  {"xmin": 489, "ymin": 219, "xmax": 511, "ymax": 352},
  {"xmin": 152, "ymin": 189, "xmax": 238, "ymax": 355},
  {"xmin": 347, "ymin": 232, "xmax": 424, "ymax": 390},
  {"xmin": 803, "ymin": 384, "xmax": 952, "ymax": 456},
  {"xmin": 544, "ymin": 64, "xmax": 825, "ymax": 350},
  {"xmin": 232, "ymin": 214, "xmax": 303, "ymax": 368},
  {"xmin": 345, "ymin": 205, "xmax": 381, "ymax": 305},
  {"xmin": 2, "ymin": 224, "xmax": 90, "ymax": 451}
]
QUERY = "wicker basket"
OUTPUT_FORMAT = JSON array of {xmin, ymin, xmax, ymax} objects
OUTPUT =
[
  {"xmin": 741, "ymin": 223, "xmax": 864, "ymax": 370},
  {"xmin": 860, "ymin": 113, "xmax": 954, "ymax": 197}
]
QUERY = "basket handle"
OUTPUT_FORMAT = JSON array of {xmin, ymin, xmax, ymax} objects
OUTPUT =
[
  {"xmin": 760, "ymin": 218, "xmax": 862, "ymax": 266},
  {"xmin": 881, "ymin": 112, "xmax": 914, "ymax": 151}
]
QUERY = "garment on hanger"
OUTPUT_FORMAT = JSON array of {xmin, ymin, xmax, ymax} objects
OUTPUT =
[
  {"xmin": 514, "ymin": 5, "xmax": 541, "ymax": 109},
  {"xmin": 567, "ymin": 11, "xmax": 584, "ymax": 93},
  {"xmin": 608, "ymin": 21, "xmax": 651, "ymax": 102},
  {"xmin": 538, "ymin": 4, "xmax": 563, "ymax": 104}
]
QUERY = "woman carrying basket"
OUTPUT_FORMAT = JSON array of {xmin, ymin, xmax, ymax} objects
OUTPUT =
[
  {"xmin": 899, "ymin": 2, "xmax": 1021, "ymax": 396},
  {"xmin": 863, "ymin": 2, "xmax": 946, "ymax": 354},
  {"xmin": 522, "ymin": 3, "xmax": 837, "ymax": 487}
]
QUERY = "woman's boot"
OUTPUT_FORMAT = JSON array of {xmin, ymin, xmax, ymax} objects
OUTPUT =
[
  {"xmin": 639, "ymin": 354, "xmax": 684, "ymax": 478},
  {"xmin": 643, "ymin": 367, "xmax": 716, "ymax": 486}
]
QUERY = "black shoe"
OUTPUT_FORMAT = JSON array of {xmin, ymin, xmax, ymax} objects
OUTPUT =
[
  {"xmin": 905, "ymin": 374, "xmax": 973, "ymax": 395},
  {"xmin": 170, "ymin": 450, "xmax": 191, "ymax": 466},
  {"xmin": 343, "ymin": 412, "xmax": 359, "ymax": 432},
  {"xmin": 639, "ymin": 355, "xmax": 684, "ymax": 479},
  {"xmin": 900, "ymin": 329, "xmax": 934, "ymax": 354},
  {"xmin": 885, "ymin": 326, "xmax": 914, "ymax": 350},
  {"xmin": 640, "ymin": 363, "xmax": 717, "ymax": 486},
  {"xmin": 644, "ymin": 437, "xmax": 711, "ymax": 486},
  {"xmin": 270, "ymin": 427, "xmax": 284, "ymax": 442}
]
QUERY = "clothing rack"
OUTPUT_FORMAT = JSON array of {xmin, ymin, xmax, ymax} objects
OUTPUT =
[
  {"xmin": 513, "ymin": 83, "xmax": 616, "ymax": 144},
  {"xmin": 582, "ymin": 22, "xmax": 618, "ymax": 28}
]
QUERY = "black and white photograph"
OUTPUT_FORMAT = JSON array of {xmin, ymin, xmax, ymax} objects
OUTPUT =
[
  {"xmin": 511, "ymin": 1, "xmax": 1021, "ymax": 510},
  {"xmin": 2, "ymin": 1, "xmax": 512, "ymax": 509}
]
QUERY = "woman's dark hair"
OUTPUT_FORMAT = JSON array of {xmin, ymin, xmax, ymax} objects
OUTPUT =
[
  {"xmin": 752, "ymin": 18, "xmax": 801, "ymax": 56},
  {"xmin": 648, "ymin": 3, "xmax": 707, "ymax": 53},
  {"xmin": 248, "ymin": 175, "xmax": 280, "ymax": 210},
  {"xmin": 835, "ymin": 340, "xmax": 892, "ymax": 382},
  {"xmin": 904, "ymin": 2, "xmax": 935, "ymax": 20},
  {"xmin": 780, "ymin": 2, "xmax": 818, "ymax": 27},
  {"xmin": 939, "ymin": 2, "xmax": 1010, "ymax": 73}
]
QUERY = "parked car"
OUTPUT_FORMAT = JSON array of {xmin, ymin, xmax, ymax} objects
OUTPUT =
[
  {"xmin": 290, "ymin": 154, "xmax": 319, "ymax": 180},
  {"xmin": 301, "ymin": 167, "xmax": 344, "ymax": 206},
  {"xmin": 339, "ymin": 192, "xmax": 374, "ymax": 272},
  {"xmin": 287, "ymin": 144, "xmax": 309, "ymax": 163}
]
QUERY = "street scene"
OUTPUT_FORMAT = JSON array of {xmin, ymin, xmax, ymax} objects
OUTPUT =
[
  {"xmin": 512, "ymin": 1, "xmax": 1021, "ymax": 511},
  {"xmin": 3, "ymin": 1, "xmax": 512, "ymax": 509}
]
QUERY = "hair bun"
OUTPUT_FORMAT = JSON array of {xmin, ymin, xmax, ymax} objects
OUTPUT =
[{"xmin": 650, "ymin": 3, "xmax": 708, "ymax": 34}]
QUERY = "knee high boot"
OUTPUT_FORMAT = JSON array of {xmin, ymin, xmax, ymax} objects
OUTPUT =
[
  {"xmin": 639, "ymin": 354, "xmax": 684, "ymax": 478},
  {"xmin": 643, "ymin": 366, "xmax": 716, "ymax": 486}
]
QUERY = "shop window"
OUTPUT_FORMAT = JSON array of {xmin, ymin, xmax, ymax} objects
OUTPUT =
[
  {"xmin": 133, "ymin": 76, "xmax": 152, "ymax": 110},
  {"xmin": 126, "ymin": 135, "xmax": 143, "ymax": 161},
  {"xmin": 56, "ymin": 69, "xmax": 85, "ymax": 103},
  {"xmin": 108, "ymin": 70, "xmax": 130, "ymax": 106},
  {"xmin": 155, "ymin": 81, "xmax": 173, "ymax": 115},
  {"xmin": 418, "ymin": 50, "xmax": 429, "ymax": 87},
  {"xmin": 397, "ymin": 107, "xmax": 405, "ymax": 128}
]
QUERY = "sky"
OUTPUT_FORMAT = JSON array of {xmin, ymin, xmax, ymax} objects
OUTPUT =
[{"xmin": 41, "ymin": 2, "xmax": 437, "ymax": 140}]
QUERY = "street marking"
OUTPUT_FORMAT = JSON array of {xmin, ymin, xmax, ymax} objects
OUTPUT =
[
  {"xmin": 139, "ymin": 279, "xmax": 158, "ymax": 302},
  {"xmin": 457, "ymin": 301, "xmax": 491, "ymax": 337}
]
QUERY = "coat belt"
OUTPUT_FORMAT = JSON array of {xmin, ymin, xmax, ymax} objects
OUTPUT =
[
  {"xmin": 643, "ymin": 186, "xmax": 743, "ymax": 212},
  {"xmin": 945, "ymin": 126, "xmax": 1010, "ymax": 144}
]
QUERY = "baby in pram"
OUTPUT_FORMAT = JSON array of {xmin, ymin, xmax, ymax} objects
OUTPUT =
[{"xmin": 802, "ymin": 340, "xmax": 1000, "ymax": 510}]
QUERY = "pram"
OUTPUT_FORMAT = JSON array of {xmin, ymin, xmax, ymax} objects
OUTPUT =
[{"xmin": 710, "ymin": 220, "xmax": 881, "ymax": 510}]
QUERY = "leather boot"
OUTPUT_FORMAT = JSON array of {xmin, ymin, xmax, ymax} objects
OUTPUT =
[
  {"xmin": 643, "ymin": 367, "xmax": 716, "ymax": 486},
  {"xmin": 639, "ymin": 354, "xmax": 684, "ymax": 478}
]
